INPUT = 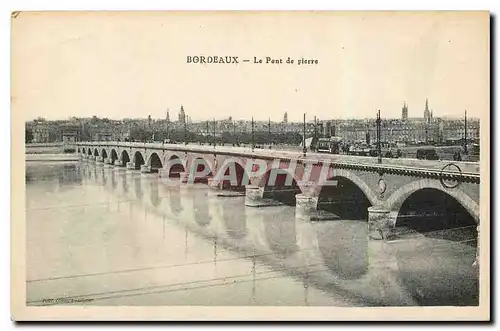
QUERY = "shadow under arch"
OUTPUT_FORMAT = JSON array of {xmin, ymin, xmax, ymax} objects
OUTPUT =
[
  {"xmin": 133, "ymin": 151, "xmax": 145, "ymax": 170},
  {"xmin": 215, "ymin": 159, "xmax": 248, "ymax": 192},
  {"xmin": 101, "ymin": 149, "xmax": 108, "ymax": 160},
  {"xmin": 258, "ymin": 168, "xmax": 302, "ymax": 205},
  {"xmin": 317, "ymin": 176, "xmax": 373, "ymax": 220},
  {"xmin": 165, "ymin": 154, "xmax": 185, "ymax": 178},
  {"xmin": 391, "ymin": 187, "xmax": 478, "ymax": 243},
  {"xmin": 121, "ymin": 150, "xmax": 130, "ymax": 166},
  {"xmin": 110, "ymin": 149, "xmax": 119, "ymax": 164},
  {"xmin": 93, "ymin": 148, "xmax": 99, "ymax": 157},
  {"xmin": 387, "ymin": 179, "xmax": 479, "ymax": 225},
  {"xmin": 147, "ymin": 152, "xmax": 163, "ymax": 173},
  {"xmin": 188, "ymin": 157, "xmax": 213, "ymax": 184},
  {"xmin": 87, "ymin": 149, "xmax": 92, "ymax": 156}
]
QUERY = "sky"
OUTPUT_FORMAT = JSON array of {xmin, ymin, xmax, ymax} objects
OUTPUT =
[{"xmin": 12, "ymin": 11, "xmax": 489, "ymax": 122}]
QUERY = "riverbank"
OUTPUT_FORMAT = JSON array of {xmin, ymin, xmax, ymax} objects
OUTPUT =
[{"xmin": 26, "ymin": 153, "xmax": 79, "ymax": 162}]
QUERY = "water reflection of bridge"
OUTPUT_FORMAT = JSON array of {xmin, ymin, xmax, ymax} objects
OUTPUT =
[{"xmin": 81, "ymin": 162, "xmax": 479, "ymax": 306}]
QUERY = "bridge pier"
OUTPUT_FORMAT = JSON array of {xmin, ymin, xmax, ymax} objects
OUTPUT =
[
  {"xmin": 113, "ymin": 160, "xmax": 126, "ymax": 172},
  {"xmin": 207, "ymin": 177, "xmax": 218, "ymax": 190},
  {"xmin": 103, "ymin": 157, "xmax": 113, "ymax": 168},
  {"xmin": 140, "ymin": 165, "xmax": 151, "ymax": 173},
  {"xmin": 365, "ymin": 232, "xmax": 412, "ymax": 304},
  {"xmin": 245, "ymin": 185, "xmax": 263, "ymax": 206},
  {"xmin": 474, "ymin": 225, "xmax": 480, "ymax": 270},
  {"xmin": 367, "ymin": 206, "xmax": 395, "ymax": 240},
  {"xmin": 126, "ymin": 162, "xmax": 135, "ymax": 170},
  {"xmin": 179, "ymin": 171, "xmax": 189, "ymax": 183},
  {"xmin": 295, "ymin": 194, "xmax": 318, "ymax": 220},
  {"xmin": 158, "ymin": 168, "xmax": 169, "ymax": 178},
  {"xmin": 365, "ymin": 207, "xmax": 414, "ymax": 304}
]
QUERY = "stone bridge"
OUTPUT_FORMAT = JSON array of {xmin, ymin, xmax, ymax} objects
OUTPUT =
[{"xmin": 76, "ymin": 141, "xmax": 481, "ymax": 266}]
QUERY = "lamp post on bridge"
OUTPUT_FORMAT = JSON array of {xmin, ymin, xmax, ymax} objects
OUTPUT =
[
  {"xmin": 376, "ymin": 109, "xmax": 382, "ymax": 164},
  {"xmin": 251, "ymin": 117, "xmax": 255, "ymax": 152},
  {"xmin": 233, "ymin": 120, "xmax": 236, "ymax": 146},
  {"xmin": 166, "ymin": 118, "xmax": 170, "ymax": 144},
  {"xmin": 213, "ymin": 118, "xmax": 216, "ymax": 147},
  {"xmin": 183, "ymin": 114, "xmax": 187, "ymax": 145},
  {"xmin": 314, "ymin": 115, "xmax": 317, "ymax": 138},
  {"xmin": 464, "ymin": 109, "xmax": 468, "ymax": 154},
  {"xmin": 303, "ymin": 113, "xmax": 307, "ymax": 157},
  {"xmin": 268, "ymin": 117, "xmax": 271, "ymax": 149},
  {"xmin": 206, "ymin": 121, "xmax": 210, "ymax": 145}
]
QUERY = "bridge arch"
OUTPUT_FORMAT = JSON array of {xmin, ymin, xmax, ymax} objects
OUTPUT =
[
  {"xmin": 81, "ymin": 147, "xmax": 85, "ymax": 155},
  {"xmin": 87, "ymin": 148, "xmax": 92, "ymax": 156},
  {"xmin": 214, "ymin": 158, "xmax": 248, "ymax": 191},
  {"xmin": 121, "ymin": 150, "xmax": 131, "ymax": 165},
  {"xmin": 133, "ymin": 151, "xmax": 146, "ymax": 170},
  {"xmin": 164, "ymin": 154, "xmax": 186, "ymax": 177},
  {"xmin": 387, "ymin": 179, "xmax": 479, "ymax": 224},
  {"xmin": 385, "ymin": 180, "xmax": 479, "ymax": 305},
  {"xmin": 258, "ymin": 167, "xmax": 302, "ymax": 206},
  {"xmin": 93, "ymin": 148, "xmax": 99, "ymax": 157},
  {"xmin": 101, "ymin": 148, "xmax": 108, "ymax": 160},
  {"xmin": 186, "ymin": 157, "xmax": 214, "ymax": 183},
  {"xmin": 110, "ymin": 149, "xmax": 119, "ymax": 164},
  {"xmin": 77, "ymin": 148, "xmax": 80, "ymax": 153},
  {"xmin": 146, "ymin": 152, "xmax": 163, "ymax": 173},
  {"xmin": 316, "ymin": 172, "xmax": 376, "ymax": 220},
  {"xmin": 316, "ymin": 168, "xmax": 379, "ymax": 207}
]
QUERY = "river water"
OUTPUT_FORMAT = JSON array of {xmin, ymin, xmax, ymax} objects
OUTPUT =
[{"xmin": 25, "ymin": 161, "xmax": 479, "ymax": 306}]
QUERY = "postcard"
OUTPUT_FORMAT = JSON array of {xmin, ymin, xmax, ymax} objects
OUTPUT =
[{"xmin": 12, "ymin": 11, "xmax": 490, "ymax": 321}]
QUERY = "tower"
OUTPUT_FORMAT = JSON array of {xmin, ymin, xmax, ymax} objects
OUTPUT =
[
  {"xmin": 424, "ymin": 98, "xmax": 431, "ymax": 123},
  {"xmin": 179, "ymin": 105, "xmax": 186, "ymax": 124},
  {"xmin": 283, "ymin": 111, "xmax": 288, "ymax": 125},
  {"xmin": 402, "ymin": 102, "xmax": 408, "ymax": 121},
  {"xmin": 166, "ymin": 109, "xmax": 170, "ymax": 123}
]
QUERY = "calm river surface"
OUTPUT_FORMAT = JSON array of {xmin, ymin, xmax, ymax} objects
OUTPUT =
[{"xmin": 25, "ymin": 161, "xmax": 478, "ymax": 306}]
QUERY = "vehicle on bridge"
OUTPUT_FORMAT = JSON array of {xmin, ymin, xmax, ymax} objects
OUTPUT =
[
  {"xmin": 317, "ymin": 137, "xmax": 342, "ymax": 154},
  {"xmin": 416, "ymin": 148, "xmax": 440, "ymax": 160},
  {"xmin": 471, "ymin": 143, "xmax": 480, "ymax": 156},
  {"xmin": 348, "ymin": 143, "xmax": 371, "ymax": 156}
]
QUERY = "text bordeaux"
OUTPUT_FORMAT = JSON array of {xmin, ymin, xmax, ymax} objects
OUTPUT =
[{"xmin": 187, "ymin": 56, "xmax": 239, "ymax": 64}]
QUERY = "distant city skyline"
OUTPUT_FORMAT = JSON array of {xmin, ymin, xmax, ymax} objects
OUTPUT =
[
  {"xmin": 14, "ymin": 12, "xmax": 488, "ymax": 123},
  {"xmin": 26, "ymin": 102, "xmax": 478, "ymax": 124}
]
